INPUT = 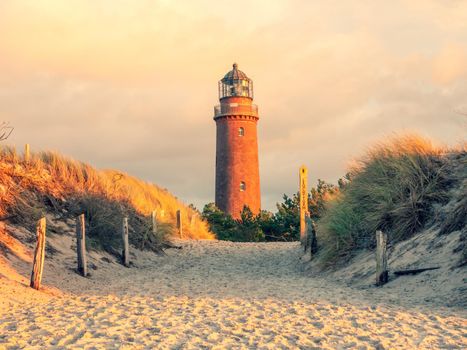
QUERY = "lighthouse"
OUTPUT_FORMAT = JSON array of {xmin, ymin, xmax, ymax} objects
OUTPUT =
[{"xmin": 214, "ymin": 63, "xmax": 261, "ymax": 219}]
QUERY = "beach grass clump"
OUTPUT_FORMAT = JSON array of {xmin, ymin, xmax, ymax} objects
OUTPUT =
[
  {"xmin": 0, "ymin": 146, "xmax": 214, "ymax": 253},
  {"xmin": 317, "ymin": 134, "xmax": 461, "ymax": 265}
]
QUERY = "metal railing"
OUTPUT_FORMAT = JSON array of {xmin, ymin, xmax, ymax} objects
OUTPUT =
[{"xmin": 214, "ymin": 103, "xmax": 258, "ymax": 118}]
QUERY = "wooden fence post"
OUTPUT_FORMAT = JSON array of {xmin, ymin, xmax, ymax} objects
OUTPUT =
[
  {"xmin": 76, "ymin": 214, "xmax": 87, "ymax": 277},
  {"xmin": 176, "ymin": 210, "xmax": 182, "ymax": 238},
  {"xmin": 299, "ymin": 165, "xmax": 308, "ymax": 245},
  {"xmin": 151, "ymin": 210, "xmax": 157, "ymax": 235},
  {"xmin": 122, "ymin": 217, "xmax": 129, "ymax": 267},
  {"xmin": 306, "ymin": 214, "xmax": 318, "ymax": 258},
  {"xmin": 24, "ymin": 144, "xmax": 30, "ymax": 164},
  {"xmin": 30, "ymin": 217, "xmax": 46, "ymax": 290},
  {"xmin": 376, "ymin": 230, "xmax": 388, "ymax": 286}
]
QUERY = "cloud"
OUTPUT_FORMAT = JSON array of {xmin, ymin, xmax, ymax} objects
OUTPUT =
[
  {"xmin": 0, "ymin": 0, "xmax": 466, "ymax": 211},
  {"xmin": 432, "ymin": 43, "xmax": 467, "ymax": 84}
]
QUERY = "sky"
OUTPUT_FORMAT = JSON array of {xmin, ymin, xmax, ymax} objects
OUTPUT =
[{"xmin": 0, "ymin": 0, "xmax": 466, "ymax": 211}]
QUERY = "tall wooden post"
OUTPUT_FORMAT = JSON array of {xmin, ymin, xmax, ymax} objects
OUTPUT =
[
  {"xmin": 376, "ymin": 230, "xmax": 388, "ymax": 286},
  {"xmin": 76, "ymin": 214, "xmax": 87, "ymax": 277},
  {"xmin": 122, "ymin": 217, "xmax": 129, "ymax": 267},
  {"xmin": 176, "ymin": 210, "xmax": 182, "ymax": 238},
  {"xmin": 30, "ymin": 217, "xmax": 46, "ymax": 290},
  {"xmin": 151, "ymin": 210, "xmax": 157, "ymax": 235},
  {"xmin": 24, "ymin": 144, "xmax": 30, "ymax": 164},
  {"xmin": 299, "ymin": 165, "xmax": 308, "ymax": 244}
]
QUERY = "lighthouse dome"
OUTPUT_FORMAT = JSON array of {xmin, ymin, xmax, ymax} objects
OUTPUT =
[
  {"xmin": 222, "ymin": 63, "xmax": 251, "ymax": 82},
  {"xmin": 219, "ymin": 63, "xmax": 254, "ymax": 99}
]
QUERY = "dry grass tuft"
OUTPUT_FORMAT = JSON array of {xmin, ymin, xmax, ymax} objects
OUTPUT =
[
  {"xmin": 317, "ymin": 134, "xmax": 464, "ymax": 266},
  {"xmin": 0, "ymin": 146, "xmax": 214, "ymax": 252}
]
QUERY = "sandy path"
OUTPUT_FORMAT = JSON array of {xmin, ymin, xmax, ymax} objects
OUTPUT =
[{"xmin": 1, "ymin": 240, "xmax": 465, "ymax": 349}]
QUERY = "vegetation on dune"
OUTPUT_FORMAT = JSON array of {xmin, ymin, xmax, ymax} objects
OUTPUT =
[
  {"xmin": 316, "ymin": 135, "xmax": 466, "ymax": 265},
  {"xmin": 202, "ymin": 179, "xmax": 339, "ymax": 242},
  {"xmin": 202, "ymin": 205, "xmax": 265, "ymax": 242},
  {"xmin": 204, "ymin": 133, "xmax": 465, "ymax": 271},
  {"xmin": 0, "ymin": 146, "xmax": 214, "ymax": 253},
  {"xmin": 3, "ymin": 132, "xmax": 462, "ymax": 261}
]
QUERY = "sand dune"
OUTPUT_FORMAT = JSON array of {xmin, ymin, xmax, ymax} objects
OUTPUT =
[{"xmin": 1, "ymin": 239, "xmax": 466, "ymax": 349}]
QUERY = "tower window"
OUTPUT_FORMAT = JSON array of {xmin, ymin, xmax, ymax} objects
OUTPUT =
[
  {"xmin": 239, "ymin": 127, "xmax": 245, "ymax": 137},
  {"xmin": 240, "ymin": 181, "xmax": 246, "ymax": 191}
]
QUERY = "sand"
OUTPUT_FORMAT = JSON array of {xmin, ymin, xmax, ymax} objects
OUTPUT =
[
  {"xmin": 1, "ymin": 236, "xmax": 466, "ymax": 349},
  {"xmin": 305, "ymin": 228, "xmax": 467, "ymax": 309}
]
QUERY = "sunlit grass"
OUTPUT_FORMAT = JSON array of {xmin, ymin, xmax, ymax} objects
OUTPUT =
[
  {"xmin": 0, "ymin": 146, "xmax": 214, "ymax": 251},
  {"xmin": 317, "ymin": 134, "xmax": 465, "ymax": 266}
]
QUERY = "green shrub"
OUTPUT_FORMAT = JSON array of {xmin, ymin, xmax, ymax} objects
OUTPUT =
[
  {"xmin": 271, "ymin": 194, "xmax": 300, "ymax": 241},
  {"xmin": 202, "ymin": 180, "xmax": 339, "ymax": 242},
  {"xmin": 202, "ymin": 204, "xmax": 264, "ymax": 242},
  {"xmin": 201, "ymin": 203, "xmax": 237, "ymax": 240}
]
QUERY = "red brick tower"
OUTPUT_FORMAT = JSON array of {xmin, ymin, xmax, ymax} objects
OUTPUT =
[{"xmin": 214, "ymin": 63, "xmax": 261, "ymax": 219}]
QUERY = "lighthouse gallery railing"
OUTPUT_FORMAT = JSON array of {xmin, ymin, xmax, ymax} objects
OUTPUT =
[{"xmin": 214, "ymin": 103, "xmax": 258, "ymax": 118}]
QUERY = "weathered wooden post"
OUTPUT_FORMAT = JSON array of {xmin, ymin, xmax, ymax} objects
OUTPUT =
[
  {"xmin": 375, "ymin": 230, "xmax": 388, "ymax": 286},
  {"xmin": 176, "ymin": 210, "xmax": 182, "ymax": 238},
  {"xmin": 151, "ymin": 210, "xmax": 157, "ymax": 235},
  {"xmin": 24, "ymin": 144, "xmax": 30, "ymax": 164},
  {"xmin": 306, "ymin": 214, "xmax": 318, "ymax": 257},
  {"xmin": 304, "ymin": 213, "xmax": 310, "ymax": 252},
  {"xmin": 30, "ymin": 217, "xmax": 46, "ymax": 290},
  {"xmin": 122, "ymin": 217, "xmax": 129, "ymax": 267},
  {"xmin": 299, "ymin": 165, "xmax": 308, "ymax": 245},
  {"xmin": 76, "ymin": 214, "xmax": 87, "ymax": 276}
]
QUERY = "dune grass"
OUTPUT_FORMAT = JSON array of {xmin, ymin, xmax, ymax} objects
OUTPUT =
[
  {"xmin": 316, "ymin": 134, "xmax": 464, "ymax": 266},
  {"xmin": 0, "ymin": 145, "xmax": 214, "ymax": 253}
]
